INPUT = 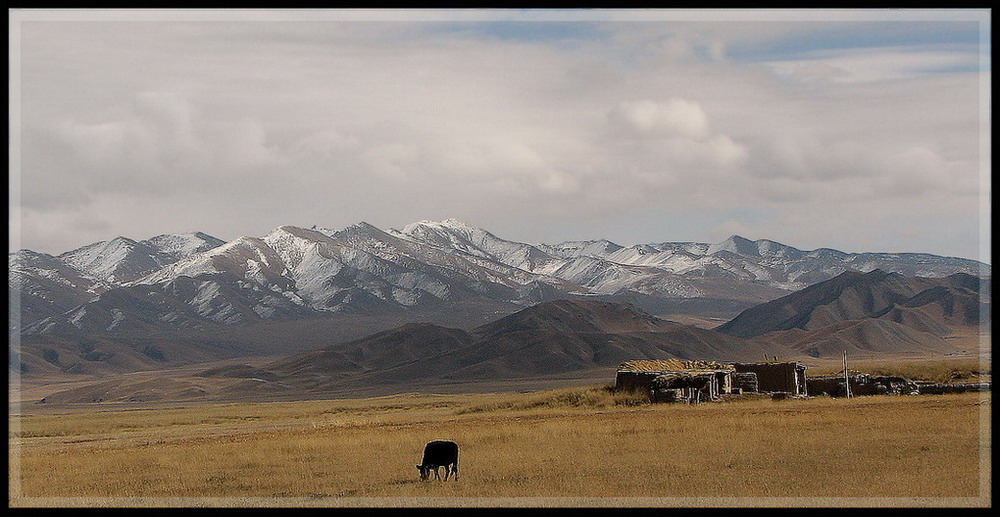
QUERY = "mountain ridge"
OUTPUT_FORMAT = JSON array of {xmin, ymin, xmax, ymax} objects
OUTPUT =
[
  {"xmin": 193, "ymin": 299, "xmax": 791, "ymax": 398},
  {"xmin": 21, "ymin": 281, "xmax": 989, "ymax": 403},
  {"xmin": 716, "ymin": 270, "xmax": 990, "ymax": 358},
  {"xmin": 12, "ymin": 220, "xmax": 989, "ymax": 341}
]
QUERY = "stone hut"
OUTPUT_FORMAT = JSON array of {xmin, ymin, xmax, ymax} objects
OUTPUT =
[
  {"xmin": 615, "ymin": 360, "xmax": 738, "ymax": 403},
  {"xmin": 731, "ymin": 371, "xmax": 760, "ymax": 393},
  {"xmin": 731, "ymin": 361, "xmax": 808, "ymax": 396},
  {"xmin": 650, "ymin": 371, "xmax": 722, "ymax": 403}
]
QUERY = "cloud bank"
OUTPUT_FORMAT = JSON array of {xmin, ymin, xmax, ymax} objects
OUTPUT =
[{"xmin": 11, "ymin": 11, "xmax": 990, "ymax": 263}]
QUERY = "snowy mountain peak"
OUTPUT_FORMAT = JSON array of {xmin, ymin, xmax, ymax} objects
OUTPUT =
[
  {"xmin": 704, "ymin": 235, "xmax": 806, "ymax": 259},
  {"xmin": 307, "ymin": 225, "xmax": 337, "ymax": 237},
  {"xmin": 268, "ymin": 225, "xmax": 319, "ymax": 239},
  {"xmin": 400, "ymin": 219, "xmax": 481, "ymax": 248},
  {"xmin": 263, "ymin": 225, "xmax": 339, "ymax": 268},
  {"xmin": 349, "ymin": 221, "xmax": 380, "ymax": 231},
  {"xmin": 58, "ymin": 236, "xmax": 156, "ymax": 284},
  {"xmin": 143, "ymin": 232, "xmax": 225, "ymax": 261},
  {"xmin": 754, "ymin": 239, "xmax": 804, "ymax": 259},
  {"xmin": 9, "ymin": 248, "xmax": 100, "ymax": 288},
  {"xmin": 543, "ymin": 239, "xmax": 624, "ymax": 259},
  {"xmin": 60, "ymin": 236, "xmax": 136, "ymax": 258},
  {"xmin": 211, "ymin": 236, "xmax": 288, "ymax": 266},
  {"xmin": 397, "ymin": 218, "xmax": 562, "ymax": 273},
  {"xmin": 328, "ymin": 223, "xmax": 406, "ymax": 253},
  {"xmin": 630, "ymin": 244, "xmax": 660, "ymax": 255},
  {"xmin": 50, "ymin": 231, "xmax": 227, "ymax": 286},
  {"xmin": 439, "ymin": 217, "xmax": 477, "ymax": 229},
  {"xmin": 333, "ymin": 221, "xmax": 387, "ymax": 238},
  {"xmin": 399, "ymin": 218, "xmax": 480, "ymax": 237},
  {"xmin": 707, "ymin": 235, "xmax": 760, "ymax": 257},
  {"xmin": 138, "ymin": 234, "xmax": 293, "ymax": 289},
  {"xmin": 10, "ymin": 249, "xmax": 55, "ymax": 265}
]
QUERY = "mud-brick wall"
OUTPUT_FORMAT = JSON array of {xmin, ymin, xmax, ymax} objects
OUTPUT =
[
  {"xmin": 733, "ymin": 363, "xmax": 805, "ymax": 394},
  {"xmin": 615, "ymin": 371, "xmax": 661, "ymax": 392},
  {"xmin": 732, "ymin": 372, "xmax": 759, "ymax": 392}
]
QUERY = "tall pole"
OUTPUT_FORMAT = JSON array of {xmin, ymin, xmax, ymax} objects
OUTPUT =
[{"xmin": 843, "ymin": 350, "xmax": 852, "ymax": 398}]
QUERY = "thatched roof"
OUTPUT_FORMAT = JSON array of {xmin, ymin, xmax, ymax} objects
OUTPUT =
[{"xmin": 617, "ymin": 359, "xmax": 735, "ymax": 372}]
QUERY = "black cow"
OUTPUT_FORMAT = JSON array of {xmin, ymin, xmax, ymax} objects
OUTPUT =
[{"xmin": 416, "ymin": 440, "xmax": 459, "ymax": 481}]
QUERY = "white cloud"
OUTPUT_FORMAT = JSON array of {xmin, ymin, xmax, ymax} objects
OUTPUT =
[
  {"xmin": 11, "ymin": 15, "xmax": 989, "ymax": 261},
  {"xmin": 608, "ymin": 98, "xmax": 711, "ymax": 140}
]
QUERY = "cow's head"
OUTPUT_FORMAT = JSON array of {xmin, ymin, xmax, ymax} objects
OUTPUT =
[{"xmin": 416, "ymin": 464, "xmax": 430, "ymax": 481}]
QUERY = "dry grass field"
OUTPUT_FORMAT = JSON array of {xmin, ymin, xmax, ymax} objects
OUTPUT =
[
  {"xmin": 9, "ymin": 383, "xmax": 991, "ymax": 507},
  {"xmin": 807, "ymin": 358, "xmax": 991, "ymax": 384}
]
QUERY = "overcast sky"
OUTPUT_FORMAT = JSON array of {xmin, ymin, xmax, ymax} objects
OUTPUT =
[{"xmin": 9, "ymin": 9, "xmax": 992, "ymax": 263}]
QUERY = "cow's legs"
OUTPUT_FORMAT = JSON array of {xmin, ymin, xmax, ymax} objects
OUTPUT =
[{"xmin": 433, "ymin": 466, "xmax": 441, "ymax": 480}]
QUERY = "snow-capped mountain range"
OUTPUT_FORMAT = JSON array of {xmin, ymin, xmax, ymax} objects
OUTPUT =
[{"xmin": 10, "ymin": 218, "xmax": 989, "ymax": 335}]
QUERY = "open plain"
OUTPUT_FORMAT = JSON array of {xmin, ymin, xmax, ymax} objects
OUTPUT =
[{"xmin": 9, "ymin": 383, "xmax": 991, "ymax": 507}]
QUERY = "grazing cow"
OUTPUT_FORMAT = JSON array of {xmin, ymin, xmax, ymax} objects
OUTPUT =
[{"xmin": 416, "ymin": 440, "xmax": 460, "ymax": 481}]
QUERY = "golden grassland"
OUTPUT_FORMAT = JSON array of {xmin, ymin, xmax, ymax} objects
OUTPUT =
[
  {"xmin": 807, "ymin": 358, "xmax": 991, "ymax": 384},
  {"xmin": 9, "ymin": 383, "xmax": 991, "ymax": 507}
]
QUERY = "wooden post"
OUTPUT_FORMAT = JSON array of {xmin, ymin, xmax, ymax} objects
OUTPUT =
[{"xmin": 843, "ymin": 350, "xmax": 852, "ymax": 398}]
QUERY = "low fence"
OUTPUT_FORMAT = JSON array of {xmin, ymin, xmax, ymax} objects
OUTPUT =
[
  {"xmin": 808, "ymin": 375, "xmax": 989, "ymax": 397},
  {"xmin": 915, "ymin": 382, "xmax": 991, "ymax": 394}
]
